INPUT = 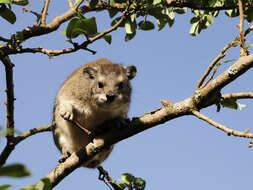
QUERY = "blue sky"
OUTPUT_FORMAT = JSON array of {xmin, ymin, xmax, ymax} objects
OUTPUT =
[{"xmin": 0, "ymin": 2, "xmax": 253, "ymax": 190}]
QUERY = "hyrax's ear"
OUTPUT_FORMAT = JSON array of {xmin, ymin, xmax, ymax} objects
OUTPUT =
[
  {"xmin": 125, "ymin": 65, "xmax": 137, "ymax": 80},
  {"xmin": 83, "ymin": 67, "xmax": 97, "ymax": 79}
]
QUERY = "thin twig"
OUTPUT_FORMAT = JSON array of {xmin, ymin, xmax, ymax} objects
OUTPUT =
[
  {"xmin": 0, "ymin": 125, "xmax": 52, "ymax": 167},
  {"xmin": 74, "ymin": 0, "xmax": 84, "ymax": 10},
  {"xmin": 0, "ymin": 36, "xmax": 10, "ymax": 42},
  {"xmin": 245, "ymin": 25, "xmax": 253, "ymax": 36},
  {"xmin": 166, "ymin": 0, "xmax": 239, "ymax": 10},
  {"xmin": 196, "ymin": 42, "xmax": 238, "ymax": 89},
  {"xmin": 222, "ymin": 92, "xmax": 253, "ymax": 100},
  {"xmin": 202, "ymin": 67, "xmax": 217, "ymax": 88},
  {"xmin": 68, "ymin": 0, "xmax": 75, "ymax": 10},
  {"xmin": 14, "ymin": 125, "xmax": 52, "ymax": 144},
  {"xmin": 22, "ymin": 7, "xmax": 41, "ymax": 26},
  {"xmin": 41, "ymin": 0, "xmax": 51, "ymax": 26},
  {"xmin": 192, "ymin": 110, "xmax": 253, "ymax": 138},
  {"xmin": 0, "ymin": 56, "xmax": 15, "ymax": 167},
  {"xmin": 238, "ymin": 0, "xmax": 248, "ymax": 56}
]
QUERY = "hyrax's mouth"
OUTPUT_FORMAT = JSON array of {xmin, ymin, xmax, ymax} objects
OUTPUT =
[{"xmin": 94, "ymin": 94, "xmax": 125, "ymax": 110}]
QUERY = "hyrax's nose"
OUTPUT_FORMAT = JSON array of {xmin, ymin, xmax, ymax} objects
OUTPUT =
[{"xmin": 106, "ymin": 94, "xmax": 116, "ymax": 103}]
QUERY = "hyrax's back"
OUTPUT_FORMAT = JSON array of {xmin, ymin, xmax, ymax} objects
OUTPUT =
[{"xmin": 53, "ymin": 58, "xmax": 137, "ymax": 168}]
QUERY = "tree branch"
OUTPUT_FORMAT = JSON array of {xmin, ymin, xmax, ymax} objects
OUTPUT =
[
  {"xmin": 14, "ymin": 125, "xmax": 52, "ymax": 145},
  {"xmin": 0, "ymin": 124, "xmax": 52, "ymax": 167},
  {"xmin": 2, "ymin": 0, "xmax": 131, "ymax": 57},
  {"xmin": 166, "ymin": 0, "xmax": 239, "ymax": 10},
  {"xmin": 44, "ymin": 97, "xmax": 194, "ymax": 188},
  {"xmin": 192, "ymin": 110, "xmax": 253, "ymax": 138},
  {"xmin": 196, "ymin": 42, "xmax": 238, "ymax": 89},
  {"xmin": 68, "ymin": 0, "xmax": 74, "ymax": 10},
  {"xmin": 245, "ymin": 24, "xmax": 253, "ymax": 36},
  {"xmin": 222, "ymin": 92, "xmax": 253, "ymax": 100},
  {"xmin": 0, "ymin": 56, "xmax": 15, "ymax": 167},
  {"xmin": 238, "ymin": 0, "xmax": 248, "ymax": 56},
  {"xmin": 41, "ymin": 0, "xmax": 51, "ymax": 26}
]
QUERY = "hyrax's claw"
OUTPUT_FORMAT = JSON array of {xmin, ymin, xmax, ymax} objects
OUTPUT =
[{"xmin": 60, "ymin": 111, "xmax": 74, "ymax": 121}]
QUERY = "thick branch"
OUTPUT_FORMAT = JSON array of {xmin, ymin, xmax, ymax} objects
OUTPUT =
[
  {"xmin": 45, "ymin": 97, "xmax": 194, "ymax": 188},
  {"xmin": 192, "ymin": 110, "xmax": 253, "ymax": 138}
]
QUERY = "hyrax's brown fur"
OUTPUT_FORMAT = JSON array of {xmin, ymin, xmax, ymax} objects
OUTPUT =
[{"xmin": 52, "ymin": 58, "xmax": 137, "ymax": 168}]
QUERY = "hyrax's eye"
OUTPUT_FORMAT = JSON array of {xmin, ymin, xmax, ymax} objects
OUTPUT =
[
  {"xmin": 118, "ymin": 82, "xmax": 124, "ymax": 89},
  {"xmin": 98, "ymin": 82, "xmax": 104, "ymax": 88}
]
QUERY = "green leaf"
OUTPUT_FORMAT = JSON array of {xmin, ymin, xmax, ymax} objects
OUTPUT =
[
  {"xmin": 14, "ymin": 31, "xmax": 24, "ymax": 42},
  {"xmin": 0, "ymin": 0, "xmax": 11, "ymax": 4},
  {"xmin": 134, "ymin": 178, "xmax": 146, "ymax": 190},
  {"xmin": 157, "ymin": 17, "xmax": 167, "ymax": 31},
  {"xmin": 0, "ymin": 185, "xmax": 11, "ymax": 190},
  {"xmin": 208, "ymin": 0, "xmax": 218, "ymax": 7},
  {"xmin": 0, "ymin": 163, "xmax": 31, "ymax": 177},
  {"xmin": 225, "ymin": 9, "xmax": 239, "ymax": 17},
  {"xmin": 108, "ymin": 9, "xmax": 118, "ymax": 18},
  {"xmin": 152, "ymin": 0, "xmax": 161, "ymax": 5},
  {"xmin": 167, "ymin": 10, "xmax": 174, "ymax": 27},
  {"xmin": 102, "ymin": 35, "xmax": 112, "ymax": 44},
  {"xmin": 189, "ymin": 22, "xmax": 201, "ymax": 36},
  {"xmin": 66, "ymin": 18, "xmax": 81, "ymax": 39},
  {"xmin": 237, "ymin": 102, "xmax": 246, "ymax": 110},
  {"xmin": 89, "ymin": 0, "xmax": 98, "ymax": 8},
  {"xmin": 12, "ymin": 0, "xmax": 29, "ymax": 6},
  {"xmin": 220, "ymin": 98, "xmax": 238, "ymax": 110},
  {"xmin": 212, "ymin": 10, "xmax": 219, "ymax": 17},
  {"xmin": 21, "ymin": 186, "xmax": 36, "ymax": 190},
  {"xmin": 173, "ymin": 7, "xmax": 187, "ymax": 14},
  {"xmin": 245, "ymin": 7, "xmax": 253, "ymax": 22},
  {"xmin": 223, "ymin": 59, "xmax": 235, "ymax": 63},
  {"xmin": 0, "ymin": 6, "xmax": 16, "ymax": 24},
  {"xmin": 65, "ymin": 17, "xmax": 97, "ymax": 39},
  {"xmin": 35, "ymin": 178, "xmax": 51, "ymax": 190},
  {"xmin": 190, "ymin": 16, "xmax": 200, "ymax": 24},
  {"xmin": 138, "ymin": 20, "xmax": 155, "ymax": 30},
  {"xmin": 79, "ymin": 17, "xmax": 98, "ymax": 36},
  {"xmin": 119, "ymin": 173, "xmax": 134, "ymax": 186},
  {"xmin": 206, "ymin": 15, "xmax": 214, "ymax": 24},
  {"xmin": 61, "ymin": 29, "xmax": 66, "ymax": 36},
  {"xmin": 111, "ymin": 16, "xmax": 125, "ymax": 27},
  {"xmin": 110, "ymin": 181, "xmax": 126, "ymax": 190},
  {"xmin": 125, "ymin": 31, "xmax": 136, "ymax": 42}
]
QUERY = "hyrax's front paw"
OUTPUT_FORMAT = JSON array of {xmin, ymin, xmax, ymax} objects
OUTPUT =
[{"xmin": 59, "ymin": 104, "xmax": 74, "ymax": 121}]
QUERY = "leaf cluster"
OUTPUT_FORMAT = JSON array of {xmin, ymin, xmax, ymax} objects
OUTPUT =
[
  {"xmin": 61, "ymin": 12, "xmax": 112, "ymax": 44},
  {"xmin": 110, "ymin": 173, "xmax": 146, "ymax": 190}
]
